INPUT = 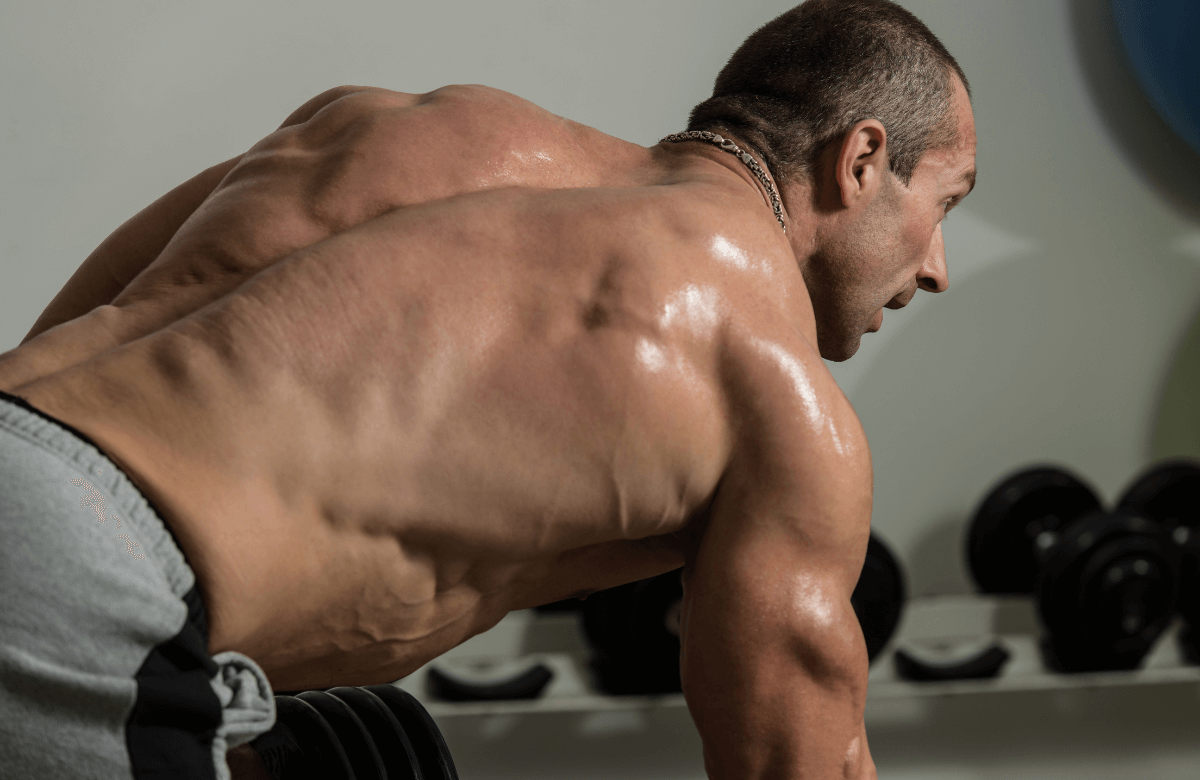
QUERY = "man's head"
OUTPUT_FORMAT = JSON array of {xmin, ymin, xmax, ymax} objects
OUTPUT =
[{"xmin": 689, "ymin": 0, "xmax": 976, "ymax": 361}]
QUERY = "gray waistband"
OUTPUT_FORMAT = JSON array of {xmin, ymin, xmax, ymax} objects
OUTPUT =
[{"xmin": 0, "ymin": 389, "xmax": 198, "ymax": 609}]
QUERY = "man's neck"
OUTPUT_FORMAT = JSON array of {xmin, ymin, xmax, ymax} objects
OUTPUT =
[{"xmin": 657, "ymin": 132, "xmax": 786, "ymax": 228}]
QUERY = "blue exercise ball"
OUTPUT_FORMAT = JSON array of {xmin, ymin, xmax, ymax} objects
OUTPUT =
[{"xmin": 1111, "ymin": 0, "xmax": 1200, "ymax": 155}]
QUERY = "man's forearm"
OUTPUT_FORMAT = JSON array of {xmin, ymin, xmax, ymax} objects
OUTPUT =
[
  {"xmin": 680, "ymin": 509, "xmax": 876, "ymax": 779},
  {"xmin": 688, "ymin": 627, "xmax": 875, "ymax": 779}
]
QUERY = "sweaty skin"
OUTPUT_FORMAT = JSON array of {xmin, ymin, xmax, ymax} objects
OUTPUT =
[{"xmin": 0, "ymin": 84, "xmax": 953, "ymax": 779}]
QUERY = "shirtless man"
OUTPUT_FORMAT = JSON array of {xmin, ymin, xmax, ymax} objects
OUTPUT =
[{"xmin": 0, "ymin": 1, "xmax": 975, "ymax": 778}]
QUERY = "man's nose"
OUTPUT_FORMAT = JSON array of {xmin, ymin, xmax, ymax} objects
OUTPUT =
[{"xmin": 917, "ymin": 222, "xmax": 949, "ymax": 294}]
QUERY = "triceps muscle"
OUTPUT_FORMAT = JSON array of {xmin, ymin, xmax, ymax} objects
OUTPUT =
[
  {"xmin": 677, "ymin": 388, "xmax": 873, "ymax": 780},
  {"xmin": 680, "ymin": 505, "xmax": 871, "ymax": 780}
]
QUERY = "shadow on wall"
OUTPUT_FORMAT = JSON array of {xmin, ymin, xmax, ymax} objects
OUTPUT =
[
  {"xmin": 1153, "ymin": 306, "xmax": 1200, "ymax": 461},
  {"xmin": 1068, "ymin": 0, "xmax": 1200, "ymax": 221}
]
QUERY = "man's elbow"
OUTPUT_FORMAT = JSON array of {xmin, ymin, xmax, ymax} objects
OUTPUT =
[
  {"xmin": 801, "ymin": 622, "xmax": 869, "ymax": 692},
  {"xmin": 786, "ymin": 591, "xmax": 872, "ymax": 700}
]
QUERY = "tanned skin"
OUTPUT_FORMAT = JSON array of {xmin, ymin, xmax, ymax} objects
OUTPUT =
[{"xmin": 0, "ymin": 77, "xmax": 975, "ymax": 779}]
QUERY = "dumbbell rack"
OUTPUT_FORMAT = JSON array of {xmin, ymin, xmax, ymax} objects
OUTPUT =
[
  {"xmin": 395, "ymin": 596, "xmax": 1200, "ymax": 719},
  {"xmin": 863, "ymin": 594, "xmax": 1200, "ymax": 700}
]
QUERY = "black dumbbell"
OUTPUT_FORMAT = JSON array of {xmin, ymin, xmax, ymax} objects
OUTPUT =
[
  {"xmin": 1116, "ymin": 459, "xmax": 1200, "ymax": 664},
  {"xmin": 326, "ymin": 687, "xmax": 422, "ymax": 780},
  {"xmin": 851, "ymin": 533, "xmax": 906, "ymax": 664},
  {"xmin": 580, "ymin": 532, "xmax": 905, "ymax": 695},
  {"xmin": 582, "ymin": 569, "xmax": 684, "ymax": 695},
  {"xmin": 967, "ymin": 465, "xmax": 1181, "ymax": 672},
  {"xmin": 534, "ymin": 598, "xmax": 583, "ymax": 614},
  {"xmin": 250, "ymin": 685, "xmax": 457, "ymax": 780},
  {"xmin": 251, "ymin": 695, "xmax": 357, "ymax": 780}
]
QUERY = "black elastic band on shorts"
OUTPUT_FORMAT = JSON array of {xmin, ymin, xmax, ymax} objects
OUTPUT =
[
  {"xmin": 0, "ymin": 388, "xmax": 113, "ymax": 459},
  {"xmin": 126, "ymin": 608, "xmax": 223, "ymax": 780}
]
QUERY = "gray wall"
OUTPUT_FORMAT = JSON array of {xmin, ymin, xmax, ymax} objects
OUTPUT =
[
  {"xmin": 6, "ymin": 3, "xmax": 1200, "ymax": 583},
  {"xmin": 3, "ymin": 1, "xmax": 1199, "ymax": 778},
  {"xmin": 830, "ymin": 0, "xmax": 1200, "ymax": 598}
]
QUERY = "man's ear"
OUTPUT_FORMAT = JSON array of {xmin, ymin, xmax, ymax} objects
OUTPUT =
[{"xmin": 834, "ymin": 119, "xmax": 889, "ymax": 209}]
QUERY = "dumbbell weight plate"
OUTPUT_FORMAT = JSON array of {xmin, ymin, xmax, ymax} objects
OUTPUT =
[
  {"xmin": 534, "ymin": 598, "xmax": 584, "ymax": 614},
  {"xmin": 1116, "ymin": 460, "xmax": 1200, "ymax": 522},
  {"xmin": 852, "ymin": 533, "xmax": 906, "ymax": 663},
  {"xmin": 269, "ymin": 695, "xmax": 356, "ymax": 780},
  {"xmin": 1037, "ymin": 509, "xmax": 1179, "ymax": 672},
  {"xmin": 1117, "ymin": 459, "xmax": 1200, "ymax": 628},
  {"xmin": 609, "ymin": 569, "xmax": 684, "ymax": 695},
  {"xmin": 365, "ymin": 685, "xmax": 459, "ymax": 780},
  {"xmin": 968, "ymin": 466, "xmax": 1103, "ymax": 594},
  {"xmin": 580, "ymin": 579, "xmax": 641, "ymax": 662},
  {"xmin": 582, "ymin": 570, "xmax": 684, "ymax": 695},
  {"xmin": 326, "ymin": 687, "xmax": 421, "ymax": 780},
  {"xmin": 296, "ymin": 690, "xmax": 388, "ymax": 780}
]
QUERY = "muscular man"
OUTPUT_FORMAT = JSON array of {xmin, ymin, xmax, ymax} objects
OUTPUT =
[{"xmin": 0, "ymin": 1, "xmax": 975, "ymax": 778}]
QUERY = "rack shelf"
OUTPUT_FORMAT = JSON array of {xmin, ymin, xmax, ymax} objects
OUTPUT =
[
  {"xmin": 403, "ymin": 647, "xmax": 1200, "ymax": 719},
  {"xmin": 393, "ymin": 598, "xmax": 1200, "ymax": 719}
]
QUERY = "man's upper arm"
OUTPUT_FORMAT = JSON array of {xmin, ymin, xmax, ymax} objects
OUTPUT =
[{"xmin": 679, "ymin": 329, "xmax": 875, "ymax": 780}]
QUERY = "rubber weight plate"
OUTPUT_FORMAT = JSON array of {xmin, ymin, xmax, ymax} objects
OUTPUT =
[
  {"xmin": 1118, "ymin": 459, "xmax": 1200, "ymax": 628},
  {"xmin": 852, "ymin": 533, "xmax": 906, "ymax": 663},
  {"xmin": 269, "ymin": 695, "xmax": 355, "ymax": 780},
  {"xmin": 582, "ymin": 570, "xmax": 684, "ymax": 695},
  {"xmin": 326, "ymin": 687, "xmax": 421, "ymax": 780},
  {"xmin": 246, "ymin": 712, "xmax": 306, "ymax": 780},
  {"xmin": 968, "ymin": 466, "xmax": 1102, "ymax": 594},
  {"xmin": 365, "ymin": 685, "xmax": 459, "ymax": 780},
  {"xmin": 580, "ymin": 578, "xmax": 642, "ymax": 660},
  {"xmin": 1037, "ymin": 509, "xmax": 1180, "ymax": 672},
  {"xmin": 535, "ymin": 598, "xmax": 584, "ymax": 614},
  {"xmin": 628, "ymin": 571, "xmax": 684, "ymax": 658},
  {"xmin": 296, "ymin": 690, "xmax": 387, "ymax": 780}
]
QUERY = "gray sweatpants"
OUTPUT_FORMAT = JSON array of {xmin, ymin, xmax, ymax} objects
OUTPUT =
[{"xmin": 0, "ymin": 391, "xmax": 276, "ymax": 780}]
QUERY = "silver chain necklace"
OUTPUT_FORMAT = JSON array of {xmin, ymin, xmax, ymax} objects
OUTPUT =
[{"xmin": 660, "ymin": 131, "xmax": 786, "ymax": 232}]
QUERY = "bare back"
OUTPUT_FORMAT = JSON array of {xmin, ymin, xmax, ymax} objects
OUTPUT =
[{"xmin": 0, "ymin": 86, "xmax": 862, "ymax": 703}]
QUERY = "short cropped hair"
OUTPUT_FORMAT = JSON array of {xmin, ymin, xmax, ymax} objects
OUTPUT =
[{"xmin": 687, "ymin": 0, "xmax": 970, "ymax": 187}]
